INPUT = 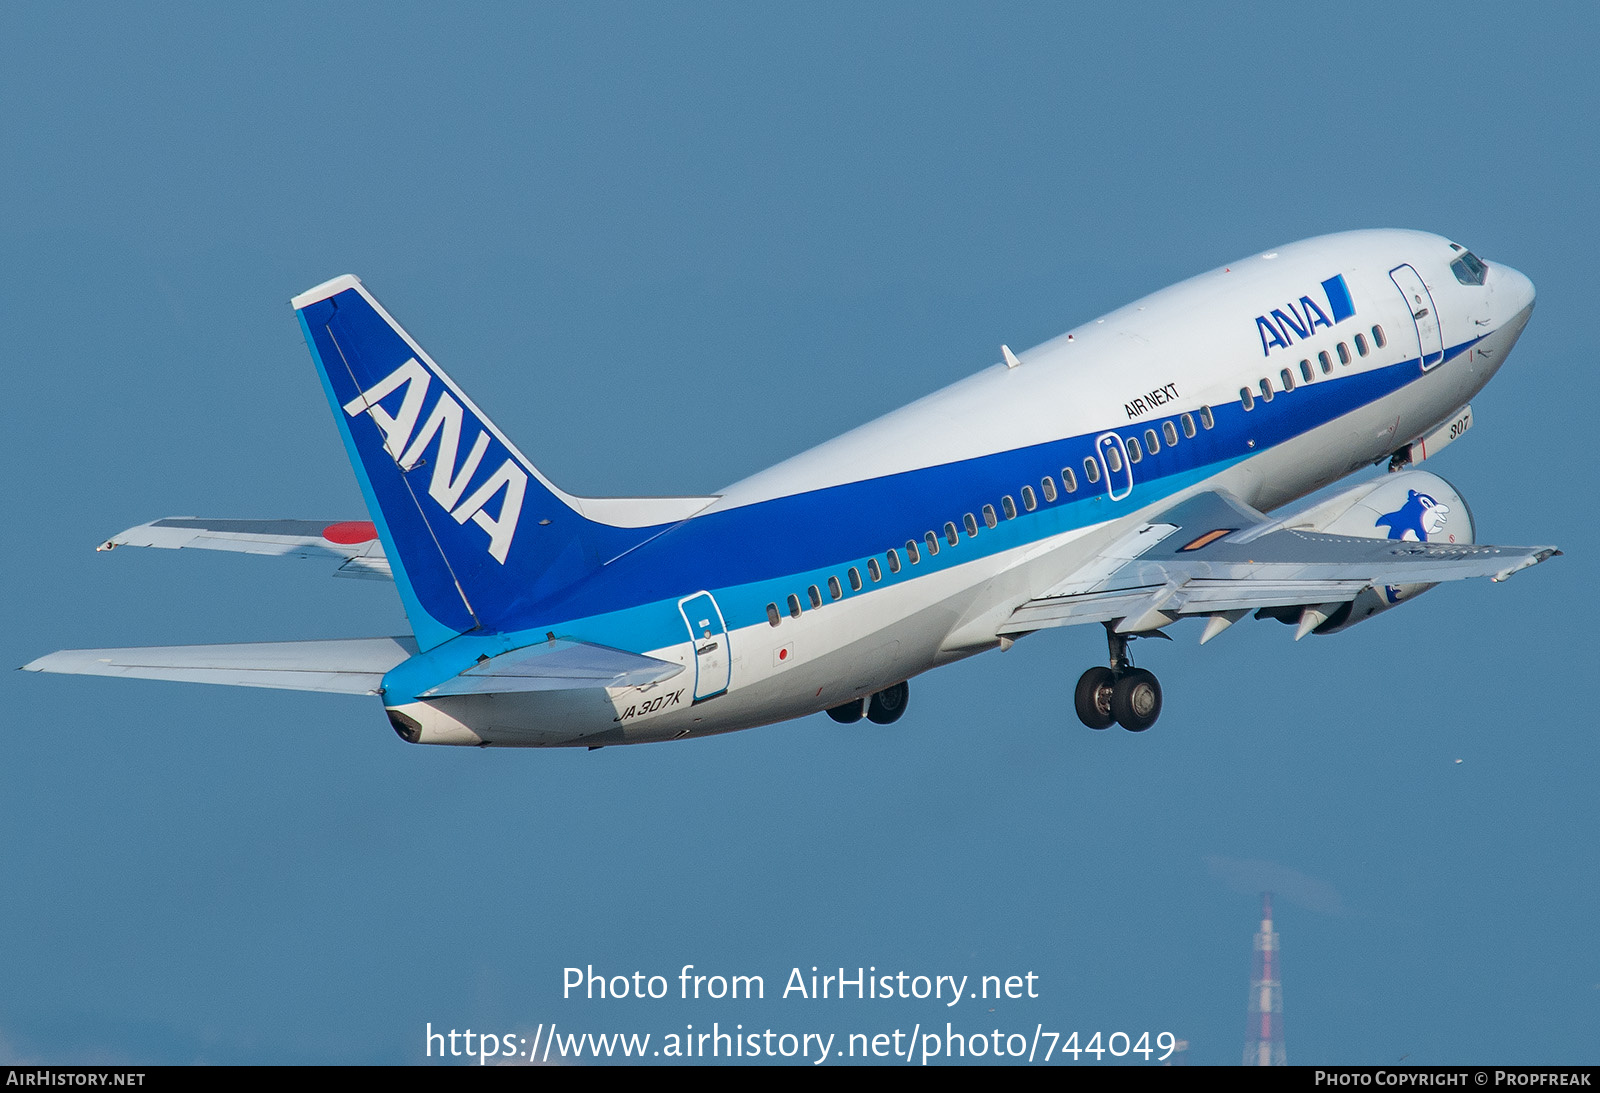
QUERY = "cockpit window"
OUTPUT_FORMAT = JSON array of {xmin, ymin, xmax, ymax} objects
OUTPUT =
[{"xmin": 1450, "ymin": 250, "xmax": 1488, "ymax": 286}]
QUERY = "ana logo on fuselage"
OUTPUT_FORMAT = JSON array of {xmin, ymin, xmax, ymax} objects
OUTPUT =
[
  {"xmin": 341, "ymin": 358, "xmax": 526, "ymax": 564},
  {"xmin": 1255, "ymin": 274, "xmax": 1356, "ymax": 356}
]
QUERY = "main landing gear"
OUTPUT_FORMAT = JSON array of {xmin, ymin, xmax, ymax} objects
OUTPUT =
[
  {"xmin": 826, "ymin": 681, "xmax": 910, "ymax": 725},
  {"xmin": 1074, "ymin": 625, "xmax": 1162, "ymax": 732}
]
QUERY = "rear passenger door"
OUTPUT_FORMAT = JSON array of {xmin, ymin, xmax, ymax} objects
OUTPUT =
[{"xmin": 677, "ymin": 591, "xmax": 730, "ymax": 702}]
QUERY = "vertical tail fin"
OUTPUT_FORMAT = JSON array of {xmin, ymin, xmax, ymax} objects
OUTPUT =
[{"xmin": 293, "ymin": 276, "xmax": 667, "ymax": 650}]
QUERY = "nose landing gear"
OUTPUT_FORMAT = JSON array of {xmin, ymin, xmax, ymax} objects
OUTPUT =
[{"xmin": 1073, "ymin": 625, "xmax": 1163, "ymax": 732}]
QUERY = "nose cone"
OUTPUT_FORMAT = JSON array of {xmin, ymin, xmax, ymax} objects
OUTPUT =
[{"xmin": 1494, "ymin": 262, "xmax": 1536, "ymax": 327}]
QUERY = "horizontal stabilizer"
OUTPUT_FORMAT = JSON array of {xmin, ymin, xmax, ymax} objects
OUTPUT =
[
  {"xmin": 22, "ymin": 637, "xmax": 417, "ymax": 694},
  {"xmin": 101, "ymin": 518, "xmax": 392, "ymax": 581},
  {"xmin": 419, "ymin": 639, "xmax": 683, "ymax": 698}
]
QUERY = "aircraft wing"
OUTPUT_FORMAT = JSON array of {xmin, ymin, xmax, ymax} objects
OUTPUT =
[
  {"xmin": 1001, "ymin": 489, "xmax": 1559, "ymax": 640},
  {"xmin": 21, "ymin": 637, "xmax": 418, "ymax": 694},
  {"xmin": 99, "ymin": 518, "xmax": 392, "ymax": 580}
]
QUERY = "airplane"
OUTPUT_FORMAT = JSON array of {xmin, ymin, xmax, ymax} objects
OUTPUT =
[{"xmin": 23, "ymin": 229, "xmax": 1558, "ymax": 746}]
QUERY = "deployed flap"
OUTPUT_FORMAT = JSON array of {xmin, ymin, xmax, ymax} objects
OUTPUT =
[
  {"xmin": 101, "ymin": 517, "xmax": 393, "ymax": 580},
  {"xmin": 1002, "ymin": 488, "xmax": 1558, "ymax": 636},
  {"xmin": 419, "ymin": 639, "xmax": 684, "ymax": 698},
  {"xmin": 22, "ymin": 637, "xmax": 417, "ymax": 694}
]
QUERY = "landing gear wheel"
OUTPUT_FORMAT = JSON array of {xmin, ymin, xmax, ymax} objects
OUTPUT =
[
  {"xmin": 1074, "ymin": 666, "xmax": 1116, "ymax": 730},
  {"xmin": 866, "ymin": 681, "xmax": 909, "ymax": 724},
  {"xmin": 1112, "ymin": 668, "xmax": 1162, "ymax": 732},
  {"xmin": 826, "ymin": 698, "xmax": 866, "ymax": 724}
]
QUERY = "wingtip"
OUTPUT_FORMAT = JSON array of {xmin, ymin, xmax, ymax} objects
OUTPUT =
[{"xmin": 1492, "ymin": 547, "xmax": 1562, "ymax": 582}]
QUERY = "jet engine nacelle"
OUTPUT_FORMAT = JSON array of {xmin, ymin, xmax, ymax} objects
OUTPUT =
[{"xmin": 1274, "ymin": 470, "xmax": 1476, "ymax": 635}]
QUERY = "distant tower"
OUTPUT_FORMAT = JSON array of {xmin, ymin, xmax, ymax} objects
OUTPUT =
[{"xmin": 1243, "ymin": 892, "xmax": 1286, "ymax": 1065}]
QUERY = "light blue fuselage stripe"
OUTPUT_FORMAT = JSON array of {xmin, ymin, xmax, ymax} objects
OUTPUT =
[{"xmin": 380, "ymin": 332, "xmax": 1485, "ymax": 697}]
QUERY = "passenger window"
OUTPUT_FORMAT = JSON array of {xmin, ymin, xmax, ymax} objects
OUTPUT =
[
  {"xmin": 1181, "ymin": 412, "xmax": 1196, "ymax": 438},
  {"xmin": 848, "ymin": 567, "xmax": 863, "ymax": 592},
  {"xmin": 1241, "ymin": 386, "xmax": 1254, "ymax": 410},
  {"xmin": 1299, "ymin": 359, "xmax": 1313, "ymax": 384},
  {"xmin": 1259, "ymin": 378, "xmax": 1274, "ymax": 402},
  {"xmin": 1041, "ymin": 476, "xmax": 1057, "ymax": 503},
  {"xmin": 1001, "ymin": 495, "xmax": 1016, "ymax": 520},
  {"xmin": 1163, "ymin": 421, "xmax": 1178, "ymax": 447},
  {"xmin": 982, "ymin": 504, "xmax": 997, "ymax": 529},
  {"xmin": 1106, "ymin": 446, "xmax": 1124, "ymax": 473},
  {"xmin": 808, "ymin": 585, "xmax": 823, "ymax": 609},
  {"xmin": 1061, "ymin": 466, "xmax": 1078, "ymax": 492},
  {"xmin": 787, "ymin": 594, "xmax": 802, "ymax": 618},
  {"xmin": 1084, "ymin": 457, "xmax": 1101, "ymax": 483},
  {"xmin": 1280, "ymin": 368, "xmax": 1294, "ymax": 392},
  {"xmin": 1337, "ymin": 342, "xmax": 1351, "ymax": 365},
  {"xmin": 925, "ymin": 531, "xmax": 940, "ymax": 555},
  {"xmin": 1145, "ymin": 427, "xmax": 1159, "ymax": 453},
  {"xmin": 1319, "ymin": 350, "xmax": 1332, "ymax": 374},
  {"xmin": 1020, "ymin": 485, "xmax": 1037, "ymax": 511},
  {"xmin": 828, "ymin": 576, "xmax": 842, "ymax": 600},
  {"xmin": 945, "ymin": 522, "xmax": 960, "ymax": 546},
  {"xmin": 905, "ymin": 540, "xmax": 920, "ymax": 564},
  {"xmin": 1372, "ymin": 324, "xmax": 1386, "ymax": 349},
  {"xmin": 868, "ymin": 557, "xmax": 883, "ymax": 581},
  {"xmin": 1200, "ymin": 405, "xmax": 1214, "ymax": 429},
  {"xmin": 767, "ymin": 602, "xmax": 781, "ymax": 627},
  {"xmin": 1355, "ymin": 332, "xmax": 1369, "ymax": 356},
  {"xmin": 889, "ymin": 548, "xmax": 904, "ymax": 572},
  {"xmin": 1127, "ymin": 436, "xmax": 1143, "ymax": 463}
]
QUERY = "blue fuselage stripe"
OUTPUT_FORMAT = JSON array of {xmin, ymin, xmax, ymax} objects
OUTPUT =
[{"xmin": 382, "ymin": 332, "xmax": 1483, "ymax": 695}]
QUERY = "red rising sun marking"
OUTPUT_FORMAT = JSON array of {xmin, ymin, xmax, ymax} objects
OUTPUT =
[{"xmin": 322, "ymin": 521, "xmax": 378, "ymax": 545}]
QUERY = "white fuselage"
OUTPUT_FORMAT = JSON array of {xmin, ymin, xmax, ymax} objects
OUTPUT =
[{"xmin": 387, "ymin": 229, "xmax": 1535, "ymax": 746}]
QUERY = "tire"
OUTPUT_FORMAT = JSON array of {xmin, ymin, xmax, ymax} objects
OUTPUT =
[
  {"xmin": 1111, "ymin": 668, "xmax": 1162, "ymax": 732},
  {"xmin": 826, "ymin": 698, "xmax": 866, "ymax": 724},
  {"xmin": 1074, "ymin": 666, "xmax": 1116, "ymax": 730},
  {"xmin": 866, "ymin": 681, "xmax": 909, "ymax": 724}
]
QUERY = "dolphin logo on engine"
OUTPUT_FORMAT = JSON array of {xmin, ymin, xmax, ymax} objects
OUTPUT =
[{"xmin": 1375, "ymin": 490, "xmax": 1450, "ymax": 542}]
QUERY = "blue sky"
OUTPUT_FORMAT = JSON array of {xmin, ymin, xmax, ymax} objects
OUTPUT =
[{"xmin": 3, "ymin": 3, "xmax": 1595, "ymax": 1064}]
